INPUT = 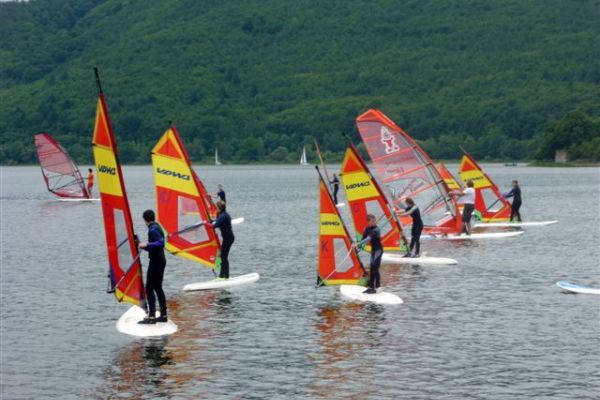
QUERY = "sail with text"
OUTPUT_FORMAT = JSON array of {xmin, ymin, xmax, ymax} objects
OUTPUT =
[
  {"xmin": 92, "ymin": 72, "xmax": 145, "ymax": 307},
  {"xmin": 458, "ymin": 151, "xmax": 511, "ymax": 222},
  {"xmin": 355, "ymin": 109, "xmax": 461, "ymax": 234},
  {"xmin": 151, "ymin": 126, "xmax": 221, "ymax": 269},
  {"xmin": 317, "ymin": 167, "xmax": 367, "ymax": 287},
  {"xmin": 340, "ymin": 144, "xmax": 408, "ymax": 252},
  {"xmin": 34, "ymin": 133, "xmax": 89, "ymax": 199},
  {"xmin": 438, "ymin": 162, "xmax": 462, "ymax": 191}
]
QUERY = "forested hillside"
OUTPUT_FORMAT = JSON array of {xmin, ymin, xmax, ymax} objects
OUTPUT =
[{"xmin": 1, "ymin": 0, "xmax": 599, "ymax": 164}]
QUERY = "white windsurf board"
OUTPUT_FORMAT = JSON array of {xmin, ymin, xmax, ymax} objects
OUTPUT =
[
  {"xmin": 475, "ymin": 220, "xmax": 557, "ymax": 228},
  {"xmin": 556, "ymin": 281, "xmax": 600, "ymax": 295},
  {"xmin": 116, "ymin": 305, "xmax": 178, "ymax": 337},
  {"xmin": 339, "ymin": 285, "xmax": 403, "ymax": 305},
  {"xmin": 422, "ymin": 231, "xmax": 524, "ymax": 240},
  {"xmin": 232, "ymin": 217, "xmax": 245, "ymax": 225},
  {"xmin": 57, "ymin": 198, "xmax": 100, "ymax": 202},
  {"xmin": 382, "ymin": 253, "xmax": 458, "ymax": 265},
  {"xmin": 183, "ymin": 272, "xmax": 260, "ymax": 291}
]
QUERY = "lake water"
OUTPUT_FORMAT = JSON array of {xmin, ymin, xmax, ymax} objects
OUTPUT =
[{"xmin": 1, "ymin": 165, "xmax": 599, "ymax": 399}]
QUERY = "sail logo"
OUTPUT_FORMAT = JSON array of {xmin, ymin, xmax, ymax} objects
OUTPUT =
[
  {"xmin": 321, "ymin": 221, "xmax": 340, "ymax": 226},
  {"xmin": 98, "ymin": 165, "xmax": 116, "ymax": 175},
  {"xmin": 380, "ymin": 127, "xmax": 400, "ymax": 154},
  {"xmin": 157, "ymin": 168, "xmax": 191, "ymax": 181},
  {"xmin": 345, "ymin": 181, "xmax": 370, "ymax": 190}
]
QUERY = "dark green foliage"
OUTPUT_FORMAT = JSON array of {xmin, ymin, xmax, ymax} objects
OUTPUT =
[
  {"xmin": 1, "ymin": 0, "xmax": 599, "ymax": 164},
  {"xmin": 535, "ymin": 110, "xmax": 600, "ymax": 161}
]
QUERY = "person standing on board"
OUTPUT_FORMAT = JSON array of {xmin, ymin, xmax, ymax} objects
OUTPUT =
[
  {"xmin": 452, "ymin": 180, "xmax": 476, "ymax": 235},
  {"xmin": 330, "ymin": 174, "xmax": 340, "ymax": 205},
  {"xmin": 211, "ymin": 184, "xmax": 226, "ymax": 203},
  {"xmin": 396, "ymin": 197, "xmax": 423, "ymax": 257},
  {"xmin": 504, "ymin": 180, "xmax": 522, "ymax": 222},
  {"xmin": 138, "ymin": 210, "xmax": 168, "ymax": 324},
  {"xmin": 353, "ymin": 214, "xmax": 383, "ymax": 294},
  {"xmin": 85, "ymin": 168, "xmax": 94, "ymax": 197},
  {"xmin": 206, "ymin": 201, "xmax": 234, "ymax": 279}
]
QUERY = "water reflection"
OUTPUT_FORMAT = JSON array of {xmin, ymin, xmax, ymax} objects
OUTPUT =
[{"xmin": 310, "ymin": 302, "xmax": 388, "ymax": 398}]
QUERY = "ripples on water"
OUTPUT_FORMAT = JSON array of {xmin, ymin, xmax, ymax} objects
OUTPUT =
[{"xmin": 1, "ymin": 165, "xmax": 599, "ymax": 399}]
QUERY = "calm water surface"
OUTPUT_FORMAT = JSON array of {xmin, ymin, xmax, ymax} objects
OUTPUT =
[{"xmin": 1, "ymin": 165, "xmax": 599, "ymax": 399}]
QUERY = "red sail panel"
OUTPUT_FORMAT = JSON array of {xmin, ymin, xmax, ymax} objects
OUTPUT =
[
  {"xmin": 458, "ymin": 153, "xmax": 511, "ymax": 221},
  {"xmin": 92, "ymin": 95, "xmax": 145, "ymax": 307},
  {"xmin": 317, "ymin": 169, "xmax": 367, "ymax": 287},
  {"xmin": 33, "ymin": 133, "xmax": 88, "ymax": 198},
  {"xmin": 340, "ymin": 144, "xmax": 408, "ymax": 251},
  {"xmin": 151, "ymin": 126, "xmax": 221, "ymax": 269},
  {"xmin": 355, "ymin": 109, "xmax": 461, "ymax": 234},
  {"xmin": 438, "ymin": 162, "xmax": 462, "ymax": 191}
]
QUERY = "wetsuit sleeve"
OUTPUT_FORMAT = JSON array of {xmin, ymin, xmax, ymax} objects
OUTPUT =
[
  {"xmin": 358, "ymin": 229, "xmax": 375, "ymax": 246},
  {"xmin": 145, "ymin": 226, "xmax": 165, "ymax": 250},
  {"xmin": 405, "ymin": 205, "xmax": 418, "ymax": 215},
  {"xmin": 213, "ymin": 213, "xmax": 225, "ymax": 230}
]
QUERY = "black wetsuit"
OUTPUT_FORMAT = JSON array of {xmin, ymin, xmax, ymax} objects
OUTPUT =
[
  {"xmin": 331, "ymin": 176, "xmax": 340, "ymax": 204},
  {"xmin": 217, "ymin": 189, "xmax": 226, "ymax": 203},
  {"xmin": 214, "ymin": 210, "xmax": 234, "ymax": 278},
  {"xmin": 505, "ymin": 186, "xmax": 522, "ymax": 222},
  {"xmin": 405, "ymin": 205, "xmax": 423, "ymax": 255},
  {"xmin": 143, "ymin": 222, "xmax": 167, "ymax": 318},
  {"xmin": 360, "ymin": 226, "xmax": 383, "ymax": 290}
]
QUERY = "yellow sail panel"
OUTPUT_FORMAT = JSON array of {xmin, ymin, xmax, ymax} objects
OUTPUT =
[
  {"xmin": 438, "ymin": 162, "xmax": 461, "ymax": 190},
  {"xmin": 320, "ymin": 213, "xmax": 347, "ymax": 236},
  {"xmin": 458, "ymin": 156, "xmax": 492, "ymax": 188}
]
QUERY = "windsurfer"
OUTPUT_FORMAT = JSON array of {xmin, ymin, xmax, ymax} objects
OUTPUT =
[
  {"xmin": 85, "ymin": 168, "xmax": 94, "ymax": 196},
  {"xmin": 503, "ymin": 180, "xmax": 522, "ymax": 222},
  {"xmin": 330, "ymin": 174, "xmax": 340, "ymax": 204},
  {"xmin": 138, "ymin": 209, "xmax": 168, "ymax": 324},
  {"xmin": 396, "ymin": 197, "xmax": 423, "ymax": 257},
  {"xmin": 452, "ymin": 180, "xmax": 476, "ymax": 235},
  {"xmin": 353, "ymin": 214, "xmax": 383, "ymax": 294},
  {"xmin": 206, "ymin": 201, "xmax": 234, "ymax": 279},
  {"xmin": 211, "ymin": 184, "xmax": 226, "ymax": 203}
]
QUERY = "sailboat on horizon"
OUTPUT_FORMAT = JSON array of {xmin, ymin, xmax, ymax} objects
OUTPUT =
[
  {"xmin": 300, "ymin": 146, "xmax": 309, "ymax": 166},
  {"xmin": 215, "ymin": 148, "xmax": 222, "ymax": 166}
]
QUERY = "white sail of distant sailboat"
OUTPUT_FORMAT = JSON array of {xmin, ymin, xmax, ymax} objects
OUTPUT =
[
  {"xmin": 215, "ymin": 148, "xmax": 222, "ymax": 165},
  {"xmin": 300, "ymin": 146, "xmax": 308, "ymax": 165}
]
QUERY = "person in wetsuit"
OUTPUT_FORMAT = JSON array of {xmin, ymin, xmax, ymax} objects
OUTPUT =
[
  {"xmin": 504, "ymin": 180, "xmax": 522, "ymax": 222},
  {"xmin": 330, "ymin": 174, "xmax": 340, "ymax": 205},
  {"xmin": 397, "ymin": 197, "xmax": 423, "ymax": 257},
  {"xmin": 138, "ymin": 209, "xmax": 168, "ymax": 324},
  {"xmin": 207, "ymin": 201, "xmax": 234, "ymax": 279},
  {"xmin": 212, "ymin": 184, "xmax": 226, "ymax": 203},
  {"xmin": 452, "ymin": 180, "xmax": 476, "ymax": 235},
  {"xmin": 354, "ymin": 214, "xmax": 383, "ymax": 294}
]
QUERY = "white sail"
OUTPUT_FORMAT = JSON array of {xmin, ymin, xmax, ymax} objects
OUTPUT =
[
  {"xmin": 300, "ymin": 146, "xmax": 308, "ymax": 165},
  {"xmin": 215, "ymin": 148, "xmax": 222, "ymax": 165}
]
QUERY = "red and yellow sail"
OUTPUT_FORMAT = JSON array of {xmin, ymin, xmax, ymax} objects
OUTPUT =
[
  {"xmin": 92, "ymin": 93, "xmax": 145, "ymax": 307},
  {"xmin": 151, "ymin": 126, "xmax": 220, "ymax": 269},
  {"xmin": 340, "ymin": 144, "xmax": 408, "ymax": 251},
  {"xmin": 458, "ymin": 152, "xmax": 511, "ymax": 222},
  {"xmin": 355, "ymin": 109, "xmax": 462, "ymax": 234},
  {"xmin": 438, "ymin": 162, "xmax": 461, "ymax": 191},
  {"xmin": 317, "ymin": 169, "xmax": 367, "ymax": 287}
]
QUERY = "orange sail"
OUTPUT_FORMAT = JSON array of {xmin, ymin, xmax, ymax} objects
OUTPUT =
[
  {"xmin": 355, "ymin": 109, "xmax": 461, "ymax": 234},
  {"xmin": 438, "ymin": 162, "xmax": 462, "ymax": 191},
  {"xmin": 92, "ymin": 79, "xmax": 145, "ymax": 307},
  {"xmin": 151, "ymin": 126, "xmax": 221, "ymax": 269},
  {"xmin": 458, "ymin": 152, "xmax": 511, "ymax": 222},
  {"xmin": 340, "ymin": 144, "xmax": 408, "ymax": 251},
  {"xmin": 317, "ymin": 167, "xmax": 367, "ymax": 287}
]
